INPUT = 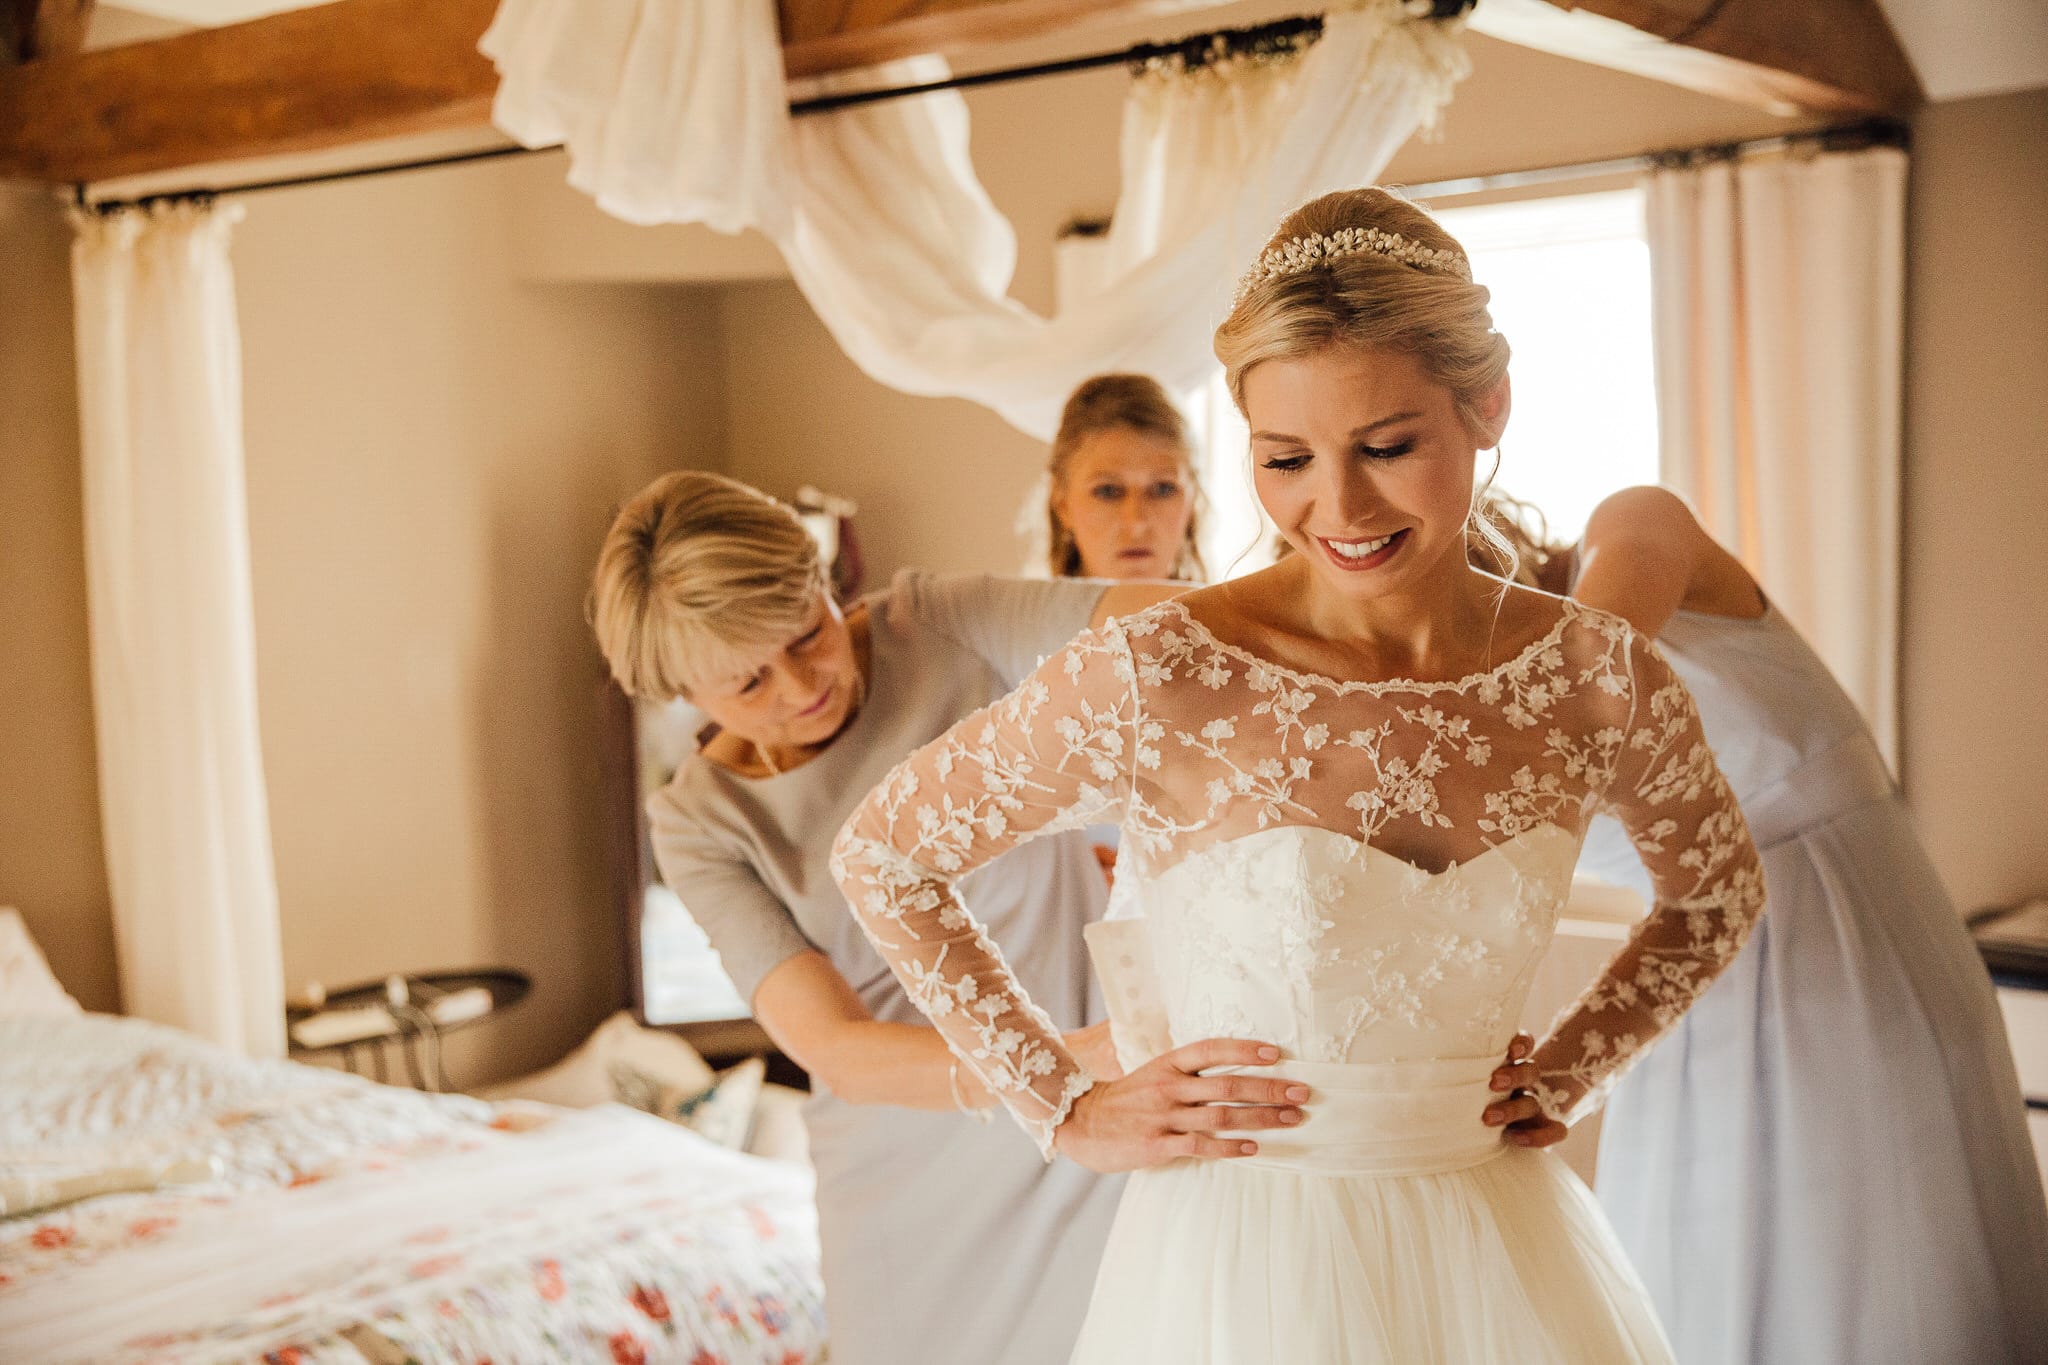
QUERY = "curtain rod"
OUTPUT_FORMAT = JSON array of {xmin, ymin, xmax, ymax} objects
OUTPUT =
[
  {"xmin": 76, "ymin": 3, "xmax": 1477, "ymax": 213},
  {"xmin": 788, "ymin": 11, "xmax": 1332, "ymax": 117},
  {"xmin": 1395, "ymin": 117, "xmax": 1909, "ymax": 201}
]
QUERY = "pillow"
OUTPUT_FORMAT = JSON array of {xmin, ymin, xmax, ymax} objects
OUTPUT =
[
  {"xmin": 0, "ymin": 909, "xmax": 83, "ymax": 1018},
  {"xmin": 612, "ymin": 1055, "xmax": 766, "ymax": 1151},
  {"xmin": 473, "ymin": 1010, "xmax": 713, "ymax": 1108},
  {"xmin": 747, "ymin": 1082, "xmax": 811, "ymax": 1166}
]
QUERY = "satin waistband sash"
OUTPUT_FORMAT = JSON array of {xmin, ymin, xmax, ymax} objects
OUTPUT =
[{"xmin": 1225, "ymin": 1055, "xmax": 1505, "ymax": 1178}]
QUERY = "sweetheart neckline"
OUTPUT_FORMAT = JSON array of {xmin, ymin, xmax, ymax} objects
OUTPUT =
[{"xmin": 1143, "ymin": 820, "xmax": 1580, "ymax": 886}]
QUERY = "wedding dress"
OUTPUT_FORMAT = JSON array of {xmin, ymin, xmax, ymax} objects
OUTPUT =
[{"xmin": 831, "ymin": 597, "xmax": 1765, "ymax": 1363}]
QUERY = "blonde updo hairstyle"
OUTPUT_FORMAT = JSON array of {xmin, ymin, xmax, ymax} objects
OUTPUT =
[
  {"xmin": 589, "ymin": 470, "xmax": 829, "ymax": 702},
  {"xmin": 1046, "ymin": 373, "xmax": 1207, "ymax": 582},
  {"xmin": 1213, "ymin": 187, "xmax": 1517, "ymax": 573}
]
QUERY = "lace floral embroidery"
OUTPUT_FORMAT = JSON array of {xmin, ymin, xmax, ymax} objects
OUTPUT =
[{"xmin": 832, "ymin": 598, "xmax": 1765, "ymax": 1151}]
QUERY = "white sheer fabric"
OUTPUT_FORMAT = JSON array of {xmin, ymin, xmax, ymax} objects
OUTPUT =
[
  {"xmin": 70, "ymin": 202, "xmax": 285, "ymax": 1057},
  {"xmin": 831, "ymin": 597, "xmax": 1766, "ymax": 1157},
  {"xmin": 1646, "ymin": 147, "xmax": 1907, "ymax": 764},
  {"xmin": 481, "ymin": 0, "xmax": 794, "ymax": 234},
  {"xmin": 479, "ymin": 0, "xmax": 1469, "ymax": 438}
]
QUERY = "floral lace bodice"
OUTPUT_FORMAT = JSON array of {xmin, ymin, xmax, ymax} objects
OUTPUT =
[{"xmin": 830, "ymin": 597, "xmax": 1765, "ymax": 1156}]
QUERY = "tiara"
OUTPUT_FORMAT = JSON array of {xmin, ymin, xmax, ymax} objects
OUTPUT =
[{"xmin": 1233, "ymin": 226, "xmax": 1472, "ymax": 303}]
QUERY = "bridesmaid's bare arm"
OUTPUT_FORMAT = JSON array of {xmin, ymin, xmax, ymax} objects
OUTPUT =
[{"xmin": 1572, "ymin": 487, "xmax": 1763, "ymax": 636}]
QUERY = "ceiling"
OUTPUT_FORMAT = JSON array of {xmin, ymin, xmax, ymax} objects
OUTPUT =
[
  {"xmin": 90, "ymin": 1, "xmax": 2048, "ymax": 103},
  {"xmin": 1871, "ymin": 0, "xmax": 2048, "ymax": 101}
]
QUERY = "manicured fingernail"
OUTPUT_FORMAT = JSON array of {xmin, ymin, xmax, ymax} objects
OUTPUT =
[
  {"xmin": 1285, "ymin": 1085, "xmax": 1309, "ymax": 1102},
  {"xmin": 1280, "ymin": 1109, "xmax": 1303, "ymax": 1125},
  {"xmin": 1491, "ymin": 1076, "xmax": 1510, "ymax": 1091},
  {"xmin": 1510, "ymin": 1133, "xmax": 1531, "ymax": 1145},
  {"xmin": 1241, "ymin": 1142, "xmax": 1259, "ymax": 1155},
  {"xmin": 1484, "ymin": 1108, "xmax": 1503, "ymax": 1125},
  {"xmin": 1257, "ymin": 1046, "xmax": 1280, "ymax": 1062}
]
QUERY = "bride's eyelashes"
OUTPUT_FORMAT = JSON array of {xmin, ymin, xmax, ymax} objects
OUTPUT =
[{"xmin": 1257, "ymin": 439, "xmax": 1416, "ymax": 473}]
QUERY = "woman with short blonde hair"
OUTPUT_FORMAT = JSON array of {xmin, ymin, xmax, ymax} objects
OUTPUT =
[
  {"xmin": 588, "ymin": 469, "xmax": 1250, "ymax": 1365},
  {"xmin": 591, "ymin": 470, "xmax": 830, "ymax": 705}
]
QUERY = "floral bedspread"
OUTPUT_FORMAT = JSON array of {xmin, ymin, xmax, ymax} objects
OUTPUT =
[{"xmin": 0, "ymin": 1014, "xmax": 825, "ymax": 1365}]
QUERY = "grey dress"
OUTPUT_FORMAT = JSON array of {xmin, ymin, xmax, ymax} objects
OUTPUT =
[
  {"xmin": 1579, "ymin": 605, "xmax": 2048, "ymax": 1365},
  {"xmin": 649, "ymin": 570, "xmax": 1124, "ymax": 1365}
]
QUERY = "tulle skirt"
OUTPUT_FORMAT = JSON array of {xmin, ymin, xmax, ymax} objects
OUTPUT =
[{"xmin": 1070, "ymin": 1143, "xmax": 1672, "ymax": 1363}]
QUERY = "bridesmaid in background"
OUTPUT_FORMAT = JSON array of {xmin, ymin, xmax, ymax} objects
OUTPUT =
[
  {"xmin": 1482, "ymin": 486, "xmax": 2048, "ymax": 1365},
  {"xmin": 1041, "ymin": 374, "xmax": 1206, "ymax": 883},
  {"xmin": 1041, "ymin": 373, "xmax": 1207, "ymax": 584}
]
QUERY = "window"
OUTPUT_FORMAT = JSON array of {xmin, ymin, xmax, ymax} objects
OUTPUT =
[
  {"xmin": 1192, "ymin": 186, "xmax": 1661, "ymax": 570},
  {"xmin": 1437, "ymin": 188, "xmax": 1660, "ymax": 541}
]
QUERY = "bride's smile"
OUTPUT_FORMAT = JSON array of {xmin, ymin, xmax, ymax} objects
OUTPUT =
[{"xmin": 1241, "ymin": 343, "xmax": 1519, "ymax": 674}]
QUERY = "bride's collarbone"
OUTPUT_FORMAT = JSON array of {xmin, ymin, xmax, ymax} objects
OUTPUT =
[{"xmin": 1177, "ymin": 588, "xmax": 1567, "ymax": 688}]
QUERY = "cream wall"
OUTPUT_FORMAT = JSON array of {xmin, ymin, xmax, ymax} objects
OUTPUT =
[
  {"xmin": 1899, "ymin": 87, "xmax": 2048, "ymax": 914},
  {"xmin": 0, "ymin": 187, "xmax": 119, "ymax": 1013},
  {"xmin": 716, "ymin": 284, "xmax": 1050, "ymax": 580},
  {"xmin": 229, "ymin": 163, "xmax": 724, "ymax": 1082}
]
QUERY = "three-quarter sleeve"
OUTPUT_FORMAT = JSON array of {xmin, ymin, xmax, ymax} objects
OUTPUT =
[
  {"xmin": 892, "ymin": 569, "xmax": 1107, "ymax": 689},
  {"xmin": 830, "ymin": 622, "xmax": 1143, "ymax": 1156},
  {"xmin": 648, "ymin": 789, "xmax": 818, "ymax": 1006},
  {"xmin": 1531, "ymin": 628, "xmax": 1768, "ymax": 1124}
]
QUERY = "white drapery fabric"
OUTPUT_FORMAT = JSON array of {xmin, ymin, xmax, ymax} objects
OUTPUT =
[
  {"xmin": 1645, "ymin": 147, "xmax": 1907, "ymax": 763},
  {"xmin": 482, "ymin": 0, "xmax": 792, "ymax": 234},
  {"xmin": 481, "ymin": 0, "xmax": 1468, "ymax": 438},
  {"xmin": 71, "ymin": 202, "xmax": 286, "ymax": 1056}
]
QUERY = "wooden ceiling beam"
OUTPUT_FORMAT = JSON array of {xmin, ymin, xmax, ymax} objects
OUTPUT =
[
  {"xmin": 0, "ymin": 0, "xmax": 500, "ymax": 183},
  {"xmin": 778, "ymin": 0, "xmax": 1213, "ymax": 78},
  {"xmin": 5, "ymin": 0, "xmax": 94, "ymax": 64},
  {"xmin": 1473, "ymin": 0, "xmax": 1921, "ymax": 117},
  {"xmin": 0, "ymin": 2, "xmax": 26, "ymax": 63},
  {"xmin": 0, "ymin": 0, "xmax": 1919, "ymax": 188}
]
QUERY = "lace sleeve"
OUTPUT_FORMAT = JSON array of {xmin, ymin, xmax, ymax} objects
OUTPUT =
[
  {"xmin": 1532, "ymin": 625, "xmax": 1767, "ymax": 1124},
  {"xmin": 829, "ymin": 623, "xmax": 1143, "ymax": 1157}
]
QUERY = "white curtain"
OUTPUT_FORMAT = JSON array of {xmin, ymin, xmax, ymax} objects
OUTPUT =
[
  {"xmin": 482, "ymin": 0, "xmax": 793, "ymax": 234},
  {"xmin": 71, "ymin": 201, "xmax": 286, "ymax": 1056},
  {"xmin": 1646, "ymin": 147, "xmax": 1907, "ymax": 763},
  {"xmin": 481, "ymin": 0, "xmax": 1468, "ymax": 439}
]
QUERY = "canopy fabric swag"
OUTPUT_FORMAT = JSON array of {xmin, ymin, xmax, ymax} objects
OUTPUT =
[{"xmin": 480, "ymin": 0, "xmax": 1471, "ymax": 439}]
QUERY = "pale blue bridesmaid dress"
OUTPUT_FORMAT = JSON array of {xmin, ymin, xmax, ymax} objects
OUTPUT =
[{"xmin": 1579, "ymin": 604, "xmax": 2048, "ymax": 1364}]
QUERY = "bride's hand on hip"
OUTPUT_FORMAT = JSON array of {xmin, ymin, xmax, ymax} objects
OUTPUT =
[
  {"xmin": 1051, "ymin": 1038, "xmax": 1306, "ymax": 1173},
  {"xmin": 1484, "ymin": 1033, "xmax": 1568, "ymax": 1148}
]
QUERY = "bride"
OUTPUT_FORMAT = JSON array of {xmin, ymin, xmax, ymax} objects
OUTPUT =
[{"xmin": 830, "ymin": 187, "xmax": 1765, "ymax": 1362}]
